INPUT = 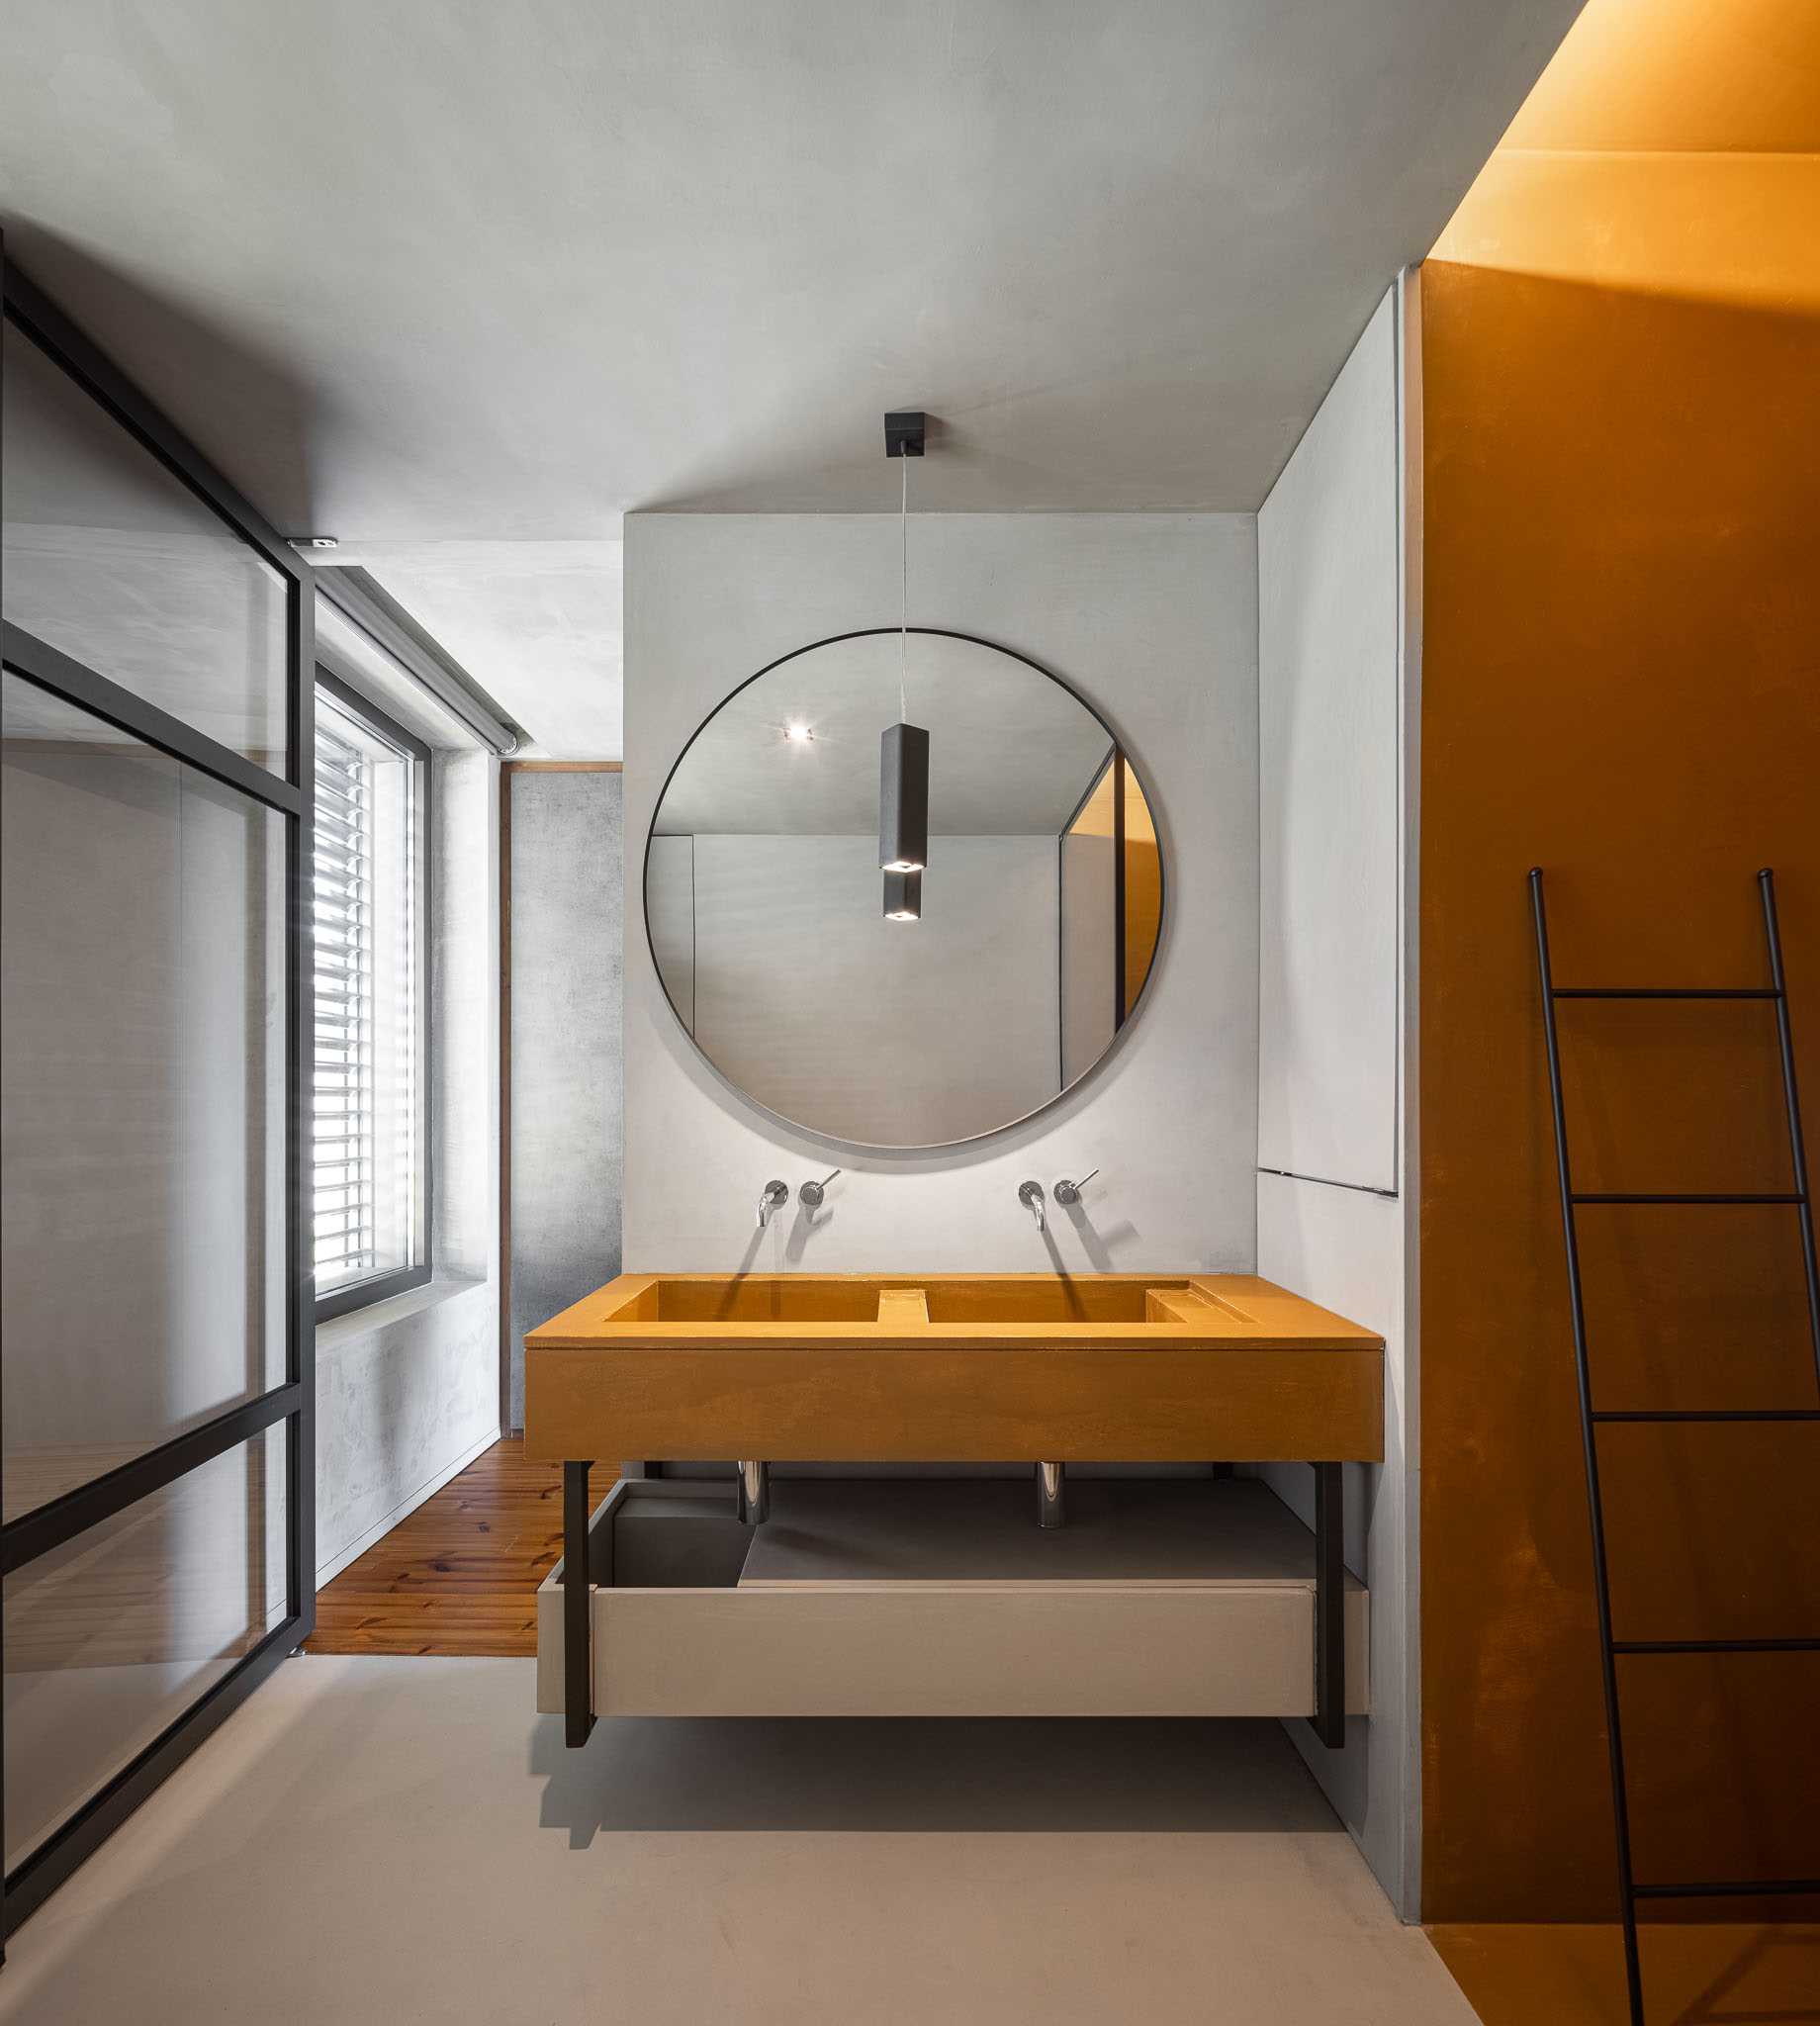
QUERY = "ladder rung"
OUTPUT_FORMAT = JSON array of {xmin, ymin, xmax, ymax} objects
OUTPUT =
[
  {"xmin": 1612, "ymin": 1637, "xmax": 1820, "ymax": 1654},
  {"xmin": 1593, "ymin": 1409, "xmax": 1820, "ymax": 1424},
  {"xmin": 1571, "ymin": 1191, "xmax": 1805, "ymax": 1205},
  {"xmin": 1551, "ymin": 986, "xmax": 1780, "ymax": 1000},
  {"xmin": 1632, "ymin": 1878, "xmax": 1820, "ymax": 1900}
]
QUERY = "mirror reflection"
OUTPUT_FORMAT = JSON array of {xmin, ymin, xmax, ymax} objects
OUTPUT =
[{"xmin": 646, "ymin": 630, "xmax": 1160, "ymax": 1148}]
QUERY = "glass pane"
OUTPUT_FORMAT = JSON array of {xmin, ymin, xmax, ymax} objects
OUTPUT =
[
  {"xmin": 1, "ymin": 319, "xmax": 289, "ymax": 772},
  {"xmin": 1, "ymin": 675, "xmax": 287, "ymax": 1519},
  {"xmin": 314, "ymin": 687, "xmax": 421, "ymax": 1295},
  {"xmin": 3, "ymin": 1426, "xmax": 288, "ymax": 1871}
]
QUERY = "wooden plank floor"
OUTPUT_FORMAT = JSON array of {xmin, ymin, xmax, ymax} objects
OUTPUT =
[{"xmin": 308, "ymin": 1439, "xmax": 613, "ymax": 1657}]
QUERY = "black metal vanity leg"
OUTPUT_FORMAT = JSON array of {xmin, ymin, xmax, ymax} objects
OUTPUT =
[
  {"xmin": 1312, "ymin": 1461, "xmax": 1345, "ymax": 1749},
  {"xmin": 563, "ymin": 1460, "xmax": 595, "ymax": 1748}
]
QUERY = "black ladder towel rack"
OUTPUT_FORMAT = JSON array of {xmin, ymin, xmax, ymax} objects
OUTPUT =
[{"xmin": 1530, "ymin": 867, "xmax": 1820, "ymax": 2026}]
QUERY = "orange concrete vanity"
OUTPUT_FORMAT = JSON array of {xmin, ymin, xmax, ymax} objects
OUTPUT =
[
  {"xmin": 527, "ymin": 1272, "xmax": 1381, "ymax": 1746},
  {"xmin": 523, "ymin": 1271, "xmax": 1384, "ymax": 1466}
]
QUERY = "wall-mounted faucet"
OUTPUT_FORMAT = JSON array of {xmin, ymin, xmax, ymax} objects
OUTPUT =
[
  {"xmin": 1053, "ymin": 1169, "xmax": 1099, "ymax": 1208},
  {"xmin": 798, "ymin": 1168, "xmax": 841, "ymax": 1210},
  {"xmin": 1017, "ymin": 1179, "xmax": 1046, "ymax": 1231},
  {"xmin": 757, "ymin": 1179, "xmax": 788, "ymax": 1229}
]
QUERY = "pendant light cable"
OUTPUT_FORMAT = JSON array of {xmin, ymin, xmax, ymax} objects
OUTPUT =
[{"xmin": 899, "ymin": 447, "xmax": 909, "ymax": 722}]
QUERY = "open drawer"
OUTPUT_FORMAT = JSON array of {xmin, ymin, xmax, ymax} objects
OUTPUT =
[{"xmin": 537, "ymin": 1476, "xmax": 1367, "ymax": 1721}]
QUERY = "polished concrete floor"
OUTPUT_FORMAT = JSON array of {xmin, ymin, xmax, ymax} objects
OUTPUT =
[{"xmin": 0, "ymin": 1656, "xmax": 1481, "ymax": 2024}]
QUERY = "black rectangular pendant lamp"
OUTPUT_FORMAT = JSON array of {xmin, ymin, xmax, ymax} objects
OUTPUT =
[{"xmin": 879, "ymin": 721, "xmax": 929, "ymax": 873}]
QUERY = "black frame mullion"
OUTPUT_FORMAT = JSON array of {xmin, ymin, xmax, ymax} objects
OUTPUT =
[
  {"xmin": 1, "ymin": 1616, "xmax": 304, "ymax": 1931},
  {"xmin": 288, "ymin": 555, "xmax": 317, "ymax": 1632},
  {"xmin": 0, "ymin": 1384, "xmax": 303, "ymax": 1576},
  {"xmin": 2, "ymin": 257, "xmax": 316, "ymax": 1944},
  {"xmin": 3, "ymin": 268, "xmax": 308, "ymax": 606},
  {"xmin": 2, "ymin": 624, "xmax": 301, "ymax": 818}
]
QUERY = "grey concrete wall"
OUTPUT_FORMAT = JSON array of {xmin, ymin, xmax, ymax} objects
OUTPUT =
[
  {"xmin": 316, "ymin": 745, "xmax": 502, "ymax": 1582},
  {"xmin": 622, "ymin": 512, "xmax": 1257, "ymax": 1272},
  {"xmin": 506, "ymin": 769, "xmax": 624, "ymax": 1429},
  {"xmin": 1252, "ymin": 279, "xmax": 1420, "ymax": 1918}
]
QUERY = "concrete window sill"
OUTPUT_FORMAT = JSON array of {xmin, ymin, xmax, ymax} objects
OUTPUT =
[{"xmin": 317, "ymin": 1273, "xmax": 489, "ymax": 1352}]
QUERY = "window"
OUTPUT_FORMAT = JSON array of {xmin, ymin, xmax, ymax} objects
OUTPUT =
[{"xmin": 314, "ymin": 675, "xmax": 430, "ymax": 1318}]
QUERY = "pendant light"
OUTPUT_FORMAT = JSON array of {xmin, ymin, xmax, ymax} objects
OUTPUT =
[
  {"xmin": 879, "ymin": 723, "xmax": 928, "ymax": 875},
  {"xmin": 883, "ymin": 868, "xmax": 922, "ymax": 922},
  {"xmin": 880, "ymin": 411, "xmax": 930, "ymax": 877}
]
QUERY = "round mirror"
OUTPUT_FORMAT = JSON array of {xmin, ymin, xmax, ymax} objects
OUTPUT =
[{"xmin": 645, "ymin": 628, "xmax": 1162, "ymax": 1149}]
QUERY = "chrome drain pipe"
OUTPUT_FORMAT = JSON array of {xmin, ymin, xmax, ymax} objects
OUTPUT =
[
  {"xmin": 736, "ymin": 1459, "xmax": 770, "ymax": 1525},
  {"xmin": 1036, "ymin": 1461, "xmax": 1065, "ymax": 1528}
]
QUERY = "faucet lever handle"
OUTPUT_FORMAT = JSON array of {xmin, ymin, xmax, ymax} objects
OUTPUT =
[
  {"xmin": 1053, "ymin": 1169, "xmax": 1099, "ymax": 1207},
  {"xmin": 798, "ymin": 1168, "xmax": 842, "ymax": 1210}
]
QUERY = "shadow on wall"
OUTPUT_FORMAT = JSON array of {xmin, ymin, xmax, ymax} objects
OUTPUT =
[{"xmin": 1417, "ymin": 261, "xmax": 1820, "ymax": 1923}]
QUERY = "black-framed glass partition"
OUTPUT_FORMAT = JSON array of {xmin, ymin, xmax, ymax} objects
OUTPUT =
[{"xmin": 0, "ymin": 262, "xmax": 314, "ymax": 1942}]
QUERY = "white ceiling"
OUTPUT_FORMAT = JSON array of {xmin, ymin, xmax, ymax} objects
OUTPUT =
[
  {"xmin": 654, "ymin": 631, "xmax": 1114, "ymax": 836},
  {"xmin": 0, "ymin": 0, "xmax": 1582, "ymax": 754},
  {"xmin": 318, "ymin": 541, "xmax": 625, "ymax": 760}
]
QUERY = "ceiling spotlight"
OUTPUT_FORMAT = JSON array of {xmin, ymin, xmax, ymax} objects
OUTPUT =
[{"xmin": 783, "ymin": 722, "xmax": 814, "ymax": 744}]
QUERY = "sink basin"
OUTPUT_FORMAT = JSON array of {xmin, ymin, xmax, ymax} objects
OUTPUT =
[
  {"xmin": 618, "ymin": 1274, "xmax": 1201, "ymax": 1325},
  {"xmin": 524, "ymin": 1272, "xmax": 1384, "ymax": 1465}
]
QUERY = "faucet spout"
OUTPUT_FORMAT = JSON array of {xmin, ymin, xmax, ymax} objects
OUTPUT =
[
  {"xmin": 1017, "ymin": 1179, "xmax": 1046, "ymax": 1232},
  {"xmin": 757, "ymin": 1179, "xmax": 788, "ymax": 1229}
]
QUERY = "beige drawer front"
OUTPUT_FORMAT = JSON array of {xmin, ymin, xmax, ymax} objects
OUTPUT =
[{"xmin": 539, "ymin": 1575, "xmax": 1368, "ymax": 1719}]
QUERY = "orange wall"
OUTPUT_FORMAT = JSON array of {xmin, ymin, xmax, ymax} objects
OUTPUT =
[
  {"xmin": 1416, "ymin": 255, "xmax": 1820, "ymax": 1919},
  {"xmin": 1431, "ymin": 0, "xmax": 1820, "ymax": 317}
]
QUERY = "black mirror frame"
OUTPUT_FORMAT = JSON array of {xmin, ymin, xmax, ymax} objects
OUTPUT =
[{"xmin": 640, "ymin": 625, "xmax": 1167, "ymax": 1152}]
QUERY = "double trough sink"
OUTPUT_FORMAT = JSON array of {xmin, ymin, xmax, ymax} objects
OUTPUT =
[{"xmin": 524, "ymin": 1271, "xmax": 1384, "ymax": 1466}]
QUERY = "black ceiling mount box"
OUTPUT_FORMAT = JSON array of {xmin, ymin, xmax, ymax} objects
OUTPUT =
[{"xmin": 884, "ymin": 410, "xmax": 926, "ymax": 457}]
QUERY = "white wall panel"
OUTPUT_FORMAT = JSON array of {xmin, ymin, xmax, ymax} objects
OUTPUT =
[
  {"xmin": 1253, "ymin": 279, "xmax": 1420, "ymax": 1919},
  {"xmin": 1255, "ymin": 1171, "xmax": 1413, "ymax": 1912},
  {"xmin": 1258, "ymin": 292, "xmax": 1400, "ymax": 1191},
  {"xmin": 623, "ymin": 512, "xmax": 1257, "ymax": 1274}
]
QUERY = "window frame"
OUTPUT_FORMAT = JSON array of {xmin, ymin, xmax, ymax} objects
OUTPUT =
[{"xmin": 313, "ymin": 670, "xmax": 433, "ymax": 1322}]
